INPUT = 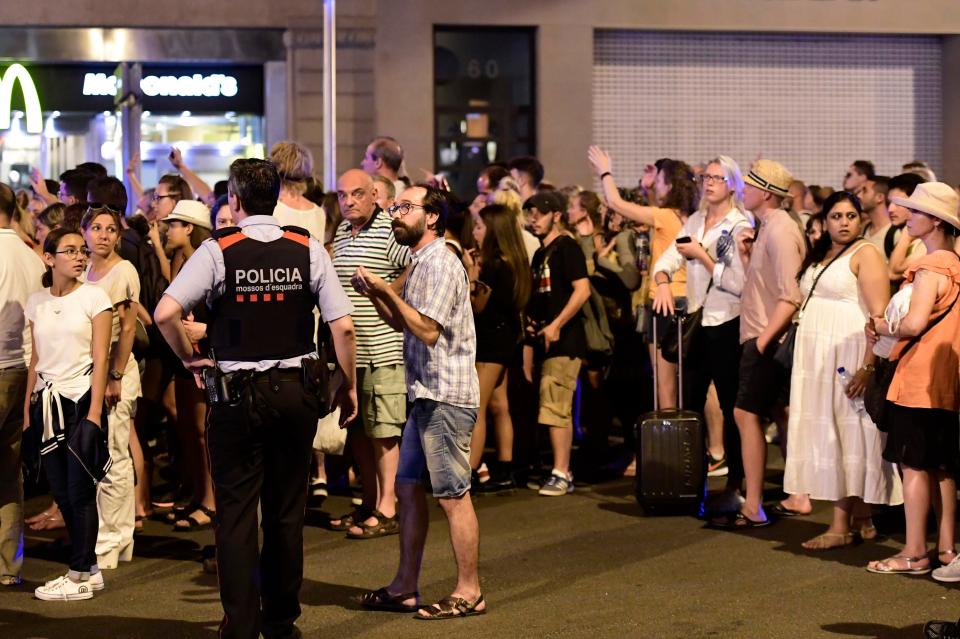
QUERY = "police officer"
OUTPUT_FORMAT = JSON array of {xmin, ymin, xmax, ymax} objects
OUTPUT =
[{"xmin": 155, "ymin": 158, "xmax": 357, "ymax": 639}]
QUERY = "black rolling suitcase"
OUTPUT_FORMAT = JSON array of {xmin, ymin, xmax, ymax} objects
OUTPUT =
[{"xmin": 635, "ymin": 313, "xmax": 707, "ymax": 516}]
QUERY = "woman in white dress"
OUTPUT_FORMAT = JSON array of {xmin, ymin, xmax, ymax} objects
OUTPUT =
[{"xmin": 784, "ymin": 191, "xmax": 903, "ymax": 550}]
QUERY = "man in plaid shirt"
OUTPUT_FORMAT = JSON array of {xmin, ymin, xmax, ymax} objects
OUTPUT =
[{"xmin": 351, "ymin": 184, "xmax": 485, "ymax": 620}]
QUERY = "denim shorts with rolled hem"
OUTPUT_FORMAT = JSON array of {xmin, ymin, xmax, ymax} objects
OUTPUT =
[{"xmin": 396, "ymin": 399, "xmax": 478, "ymax": 499}]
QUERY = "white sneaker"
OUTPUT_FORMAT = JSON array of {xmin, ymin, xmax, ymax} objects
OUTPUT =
[
  {"xmin": 933, "ymin": 554, "xmax": 960, "ymax": 582},
  {"xmin": 35, "ymin": 575, "xmax": 94, "ymax": 601},
  {"xmin": 89, "ymin": 571, "xmax": 104, "ymax": 591}
]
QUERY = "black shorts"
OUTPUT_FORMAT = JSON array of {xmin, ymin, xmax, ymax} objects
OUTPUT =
[{"xmin": 734, "ymin": 337, "xmax": 789, "ymax": 419}]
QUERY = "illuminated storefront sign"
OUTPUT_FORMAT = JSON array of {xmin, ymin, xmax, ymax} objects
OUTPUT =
[
  {"xmin": 0, "ymin": 64, "xmax": 42, "ymax": 133},
  {"xmin": 83, "ymin": 72, "xmax": 239, "ymax": 98}
]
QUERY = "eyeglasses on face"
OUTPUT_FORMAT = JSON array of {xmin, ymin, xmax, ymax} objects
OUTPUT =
[
  {"xmin": 698, "ymin": 174, "xmax": 727, "ymax": 185},
  {"xmin": 387, "ymin": 202, "xmax": 425, "ymax": 217},
  {"xmin": 55, "ymin": 247, "xmax": 91, "ymax": 258},
  {"xmin": 153, "ymin": 193, "xmax": 179, "ymax": 202}
]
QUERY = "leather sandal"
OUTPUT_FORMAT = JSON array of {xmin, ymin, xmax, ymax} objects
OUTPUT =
[
  {"xmin": 346, "ymin": 510, "xmax": 399, "ymax": 539},
  {"xmin": 173, "ymin": 505, "xmax": 216, "ymax": 532},
  {"xmin": 866, "ymin": 555, "xmax": 931, "ymax": 575},
  {"xmin": 328, "ymin": 507, "xmax": 371, "ymax": 532},
  {"xmin": 415, "ymin": 594, "xmax": 486, "ymax": 620},
  {"xmin": 359, "ymin": 587, "xmax": 419, "ymax": 612},
  {"xmin": 802, "ymin": 532, "xmax": 856, "ymax": 551}
]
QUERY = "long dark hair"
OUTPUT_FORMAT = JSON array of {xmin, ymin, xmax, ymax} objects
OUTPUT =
[
  {"xmin": 798, "ymin": 191, "xmax": 862, "ymax": 280},
  {"xmin": 479, "ymin": 204, "xmax": 531, "ymax": 311},
  {"xmin": 41, "ymin": 227, "xmax": 84, "ymax": 288},
  {"xmin": 658, "ymin": 159, "xmax": 699, "ymax": 216}
]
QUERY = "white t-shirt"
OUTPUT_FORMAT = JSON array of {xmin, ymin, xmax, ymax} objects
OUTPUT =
[
  {"xmin": 25, "ymin": 283, "xmax": 112, "ymax": 400},
  {"xmin": 82, "ymin": 260, "xmax": 141, "ymax": 344},
  {"xmin": 0, "ymin": 229, "xmax": 45, "ymax": 368},
  {"xmin": 273, "ymin": 200, "xmax": 326, "ymax": 242}
]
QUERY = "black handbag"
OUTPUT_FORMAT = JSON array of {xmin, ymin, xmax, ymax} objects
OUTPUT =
[
  {"xmin": 773, "ymin": 242, "xmax": 854, "ymax": 370},
  {"xmin": 863, "ymin": 288, "xmax": 959, "ymax": 428},
  {"xmin": 661, "ymin": 280, "xmax": 710, "ymax": 364}
]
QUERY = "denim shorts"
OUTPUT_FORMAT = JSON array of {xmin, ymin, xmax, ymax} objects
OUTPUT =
[{"xmin": 396, "ymin": 398, "xmax": 478, "ymax": 498}]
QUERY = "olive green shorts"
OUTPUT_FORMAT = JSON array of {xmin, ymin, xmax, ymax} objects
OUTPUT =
[{"xmin": 351, "ymin": 363, "xmax": 407, "ymax": 439}]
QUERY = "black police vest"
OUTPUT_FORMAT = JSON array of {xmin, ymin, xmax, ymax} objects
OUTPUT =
[{"xmin": 208, "ymin": 225, "xmax": 316, "ymax": 361}]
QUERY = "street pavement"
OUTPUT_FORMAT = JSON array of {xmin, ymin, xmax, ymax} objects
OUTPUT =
[{"xmin": 2, "ymin": 449, "xmax": 958, "ymax": 639}]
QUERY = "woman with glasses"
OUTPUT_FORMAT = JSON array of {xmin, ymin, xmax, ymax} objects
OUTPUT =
[
  {"xmin": 651, "ymin": 156, "xmax": 752, "ymax": 499},
  {"xmin": 80, "ymin": 206, "xmax": 141, "ymax": 568},
  {"xmin": 24, "ymin": 228, "xmax": 112, "ymax": 600}
]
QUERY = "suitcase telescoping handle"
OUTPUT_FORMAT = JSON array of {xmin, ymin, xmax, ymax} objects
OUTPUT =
[{"xmin": 651, "ymin": 312, "xmax": 683, "ymax": 412}]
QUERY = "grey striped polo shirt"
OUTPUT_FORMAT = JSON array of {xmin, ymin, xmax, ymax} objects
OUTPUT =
[{"xmin": 332, "ymin": 208, "xmax": 411, "ymax": 367}]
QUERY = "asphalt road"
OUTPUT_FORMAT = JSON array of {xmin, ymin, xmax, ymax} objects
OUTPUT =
[{"xmin": 2, "ymin": 451, "xmax": 957, "ymax": 639}]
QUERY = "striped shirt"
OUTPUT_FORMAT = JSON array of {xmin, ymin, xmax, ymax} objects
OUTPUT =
[
  {"xmin": 332, "ymin": 208, "xmax": 411, "ymax": 366},
  {"xmin": 402, "ymin": 238, "xmax": 479, "ymax": 408}
]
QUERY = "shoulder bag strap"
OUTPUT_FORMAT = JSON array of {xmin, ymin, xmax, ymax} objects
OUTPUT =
[{"xmin": 798, "ymin": 241, "xmax": 855, "ymax": 317}]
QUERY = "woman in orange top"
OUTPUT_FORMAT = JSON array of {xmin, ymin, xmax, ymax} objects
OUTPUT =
[
  {"xmin": 588, "ymin": 147, "xmax": 697, "ymax": 410},
  {"xmin": 865, "ymin": 183, "xmax": 960, "ymax": 577}
]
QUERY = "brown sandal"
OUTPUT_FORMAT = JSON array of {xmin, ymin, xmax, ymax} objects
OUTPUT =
[
  {"xmin": 415, "ymin": 594, "xmax": 486, "ymax": 620},
  {"xmin": 359, "ymin": 587, "xmax": 419, "ymax": 612},
  {"xmin": 346, "ymin": 510, "xmax": 399, "ymax": 539}
]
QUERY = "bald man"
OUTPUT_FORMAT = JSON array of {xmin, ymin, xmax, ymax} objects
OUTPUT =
[{"xmin": 328, "ymin": 169, "xmax": 411, "ymax": 539}]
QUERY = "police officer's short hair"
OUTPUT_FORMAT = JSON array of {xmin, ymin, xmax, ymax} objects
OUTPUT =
[{"xmin": 228, "ymin": 159, "xmax": 281, "ymax": 216}]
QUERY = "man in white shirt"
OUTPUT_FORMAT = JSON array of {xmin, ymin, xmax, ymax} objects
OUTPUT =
[{"xmin": 0, "ymin": 182, "xmax": 45, "ymax": 586}]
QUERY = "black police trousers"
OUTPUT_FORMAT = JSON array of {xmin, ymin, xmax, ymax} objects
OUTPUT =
[{"xmin": 207, "ymin": 368, "xmax": 320, "ymax": 639}]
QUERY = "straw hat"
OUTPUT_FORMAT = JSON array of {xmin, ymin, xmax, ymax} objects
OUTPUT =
[
  {"xmin": 165, "ymin": 200, "xmax": 212, "ymax": 230},
  {"xmin": 743, "ymin": 159, "xmax": 792, "ymax": 198},
  {"xmin": 889, "ymin": 182, "xmax": 960, "ymax": 230}
]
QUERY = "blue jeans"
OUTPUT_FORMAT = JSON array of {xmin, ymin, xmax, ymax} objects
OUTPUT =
[{"xmin": 397, "ymin": 399, "xmax": 477, "ymax": 498}]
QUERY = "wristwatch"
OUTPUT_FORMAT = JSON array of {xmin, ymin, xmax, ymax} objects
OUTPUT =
[{"xmin": 109, "ymin": 369, "xmax": 123, "ymax": 381}]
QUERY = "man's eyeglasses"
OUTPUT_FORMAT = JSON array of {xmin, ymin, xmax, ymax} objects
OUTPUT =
[
  {"xmin": 698, "ymin": 174, "xmax": 727, "ymax": 185},
  {"xmin": 152, "ymin": 193, "xmax": 179, "ymax": 202},
  {"xmin": 387, "ymin": 202, "xmax": 425, "ymax": 218},
  {"xmin": 55, "ymin": 247, "xmax": 91, "ymax": 258}
]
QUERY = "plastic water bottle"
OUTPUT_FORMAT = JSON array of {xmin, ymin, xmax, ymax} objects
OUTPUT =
[{"xmin": 837, "ymin": 367, "xmax": 865, "ymax": 414}]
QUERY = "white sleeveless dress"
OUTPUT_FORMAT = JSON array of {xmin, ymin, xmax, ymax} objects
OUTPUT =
[{"xmin": 783, "ymin": 243, "xmax": 903, "ymax": 505}]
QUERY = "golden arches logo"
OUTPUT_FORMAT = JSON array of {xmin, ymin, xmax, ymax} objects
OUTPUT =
[{"xmin": 0, "ymin": 64, "xmax": 42, "ymax": 134}]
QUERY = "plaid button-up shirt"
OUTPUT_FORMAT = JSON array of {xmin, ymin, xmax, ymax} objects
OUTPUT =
[{"xmin": 402, "ymin": 238, "xmax": 479, "ymax": 408}]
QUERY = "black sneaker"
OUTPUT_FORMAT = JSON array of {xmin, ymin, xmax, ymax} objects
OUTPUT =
[
  {"xmin": 925, "ymin": 619, "xmax": 960, "ymax": 639},
  {"xmin": 480, "ymin": 473, "xmax": 516, "ymax": 494}
]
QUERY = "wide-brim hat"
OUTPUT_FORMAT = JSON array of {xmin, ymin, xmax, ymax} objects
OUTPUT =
[
  {"xmin": 890, "ymin": 181, "xmax": 960, "ymax": 230},
  {"xmin": 165, "ymin": 200, "xmax": 212, "ymax": 230},
  {"xmin": 743, "ymin": 159, "xmax": 792, "ymax": 198}
]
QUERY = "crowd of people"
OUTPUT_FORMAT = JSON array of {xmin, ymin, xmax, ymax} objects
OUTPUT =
[{"xmin": 2, "ymin": 136, "xmax": 960, "ymax": 634}]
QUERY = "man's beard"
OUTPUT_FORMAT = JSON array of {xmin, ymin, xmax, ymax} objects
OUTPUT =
[
  {"xmin": 531, "ymin": 217, "xmax": 553, "ymax": 239},
  {"xmin": 392, "ymin": 216, "xmax": 426, "ymax": 246}
]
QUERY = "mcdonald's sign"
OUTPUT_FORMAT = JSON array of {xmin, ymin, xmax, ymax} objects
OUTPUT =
[{"xmin": 0, "ymin": 64, "xmax": 42, "ymax": 134}]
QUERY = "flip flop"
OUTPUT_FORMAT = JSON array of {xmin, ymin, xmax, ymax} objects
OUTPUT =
[
  {"xmin": 359, "ymin": 587, "xmax": 420, "ymax": 612},
  {"xmin": 866, "ymin": 555, "xmax": 931, "ymax": 575},
  {"xmin": 415, "ymin": 594, "xmax": 486, "ymax": 620},
  {"xmin": 708, "ymin": 511, "xmax": 771, "ymax": 530},
  {"xmin": 770, "ymin": 503, "xmax": 810, "ymax": 517}
]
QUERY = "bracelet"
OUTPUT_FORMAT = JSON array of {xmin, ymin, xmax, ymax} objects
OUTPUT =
[
  {"xmin": 599, "ymin": 171, "xmax": 612, "ymax": 181},
  {"xmin": 860, "ymin": 364, "xmax": 876, "ymax": 373}
]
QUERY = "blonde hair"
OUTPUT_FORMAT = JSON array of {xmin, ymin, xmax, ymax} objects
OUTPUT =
[
  {"xmin": 269, "ymin": 141, "xmax": 314, "ymax": 194},
  {"xmin": 698, "ymin": 155, "xmax": 745, "ymax": 214}
]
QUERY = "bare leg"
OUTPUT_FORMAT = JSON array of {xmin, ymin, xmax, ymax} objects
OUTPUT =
[
  {"xmin": 733, "ymin": 407, "xmax": 768, "ymax": 522},
  {"xmin": 128, "ymin": 422, "xmax": 147, "ymax": 520},
  {"xmin": 705, "ymin": 383, "xmax": 724, "ymax": 460},
  {"xmin": 802, "ymin": 497, "xmax": 853, "ymax": 549},
  {"xmin": 469, "ymin": 363, "xmax": 505, "ymax": 470},
  {"xmin": 868, "ymin": 466, "xmax": 931, "ymax": 570},
  {"xmin": 549, "ymin": 426, "xmax": 574, "ymax": 476},
  {"xmin": 416, "ymin": 493, "xmax": 485, "ymax": 617},
  {"xmin": 385, "ymin": 482, "xmax": 429, "ymax": 606},
  {"xmin": 778, "ymin": 404, "xmax": 812, "ymax": 514},
  {"xmin": 648, "ymin": 344, "xmax": 677, "ymax": 409},
  {"xmin": 936, "ymin": 471, "xmax": 957, "ymax": 556},
  {"xmin": 349, "ymin": 437, "xmax": 400, "ymax": 534},
  {"xmin": 489, "ymin": 371, "xmax": 514, "ymax": 463}
]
